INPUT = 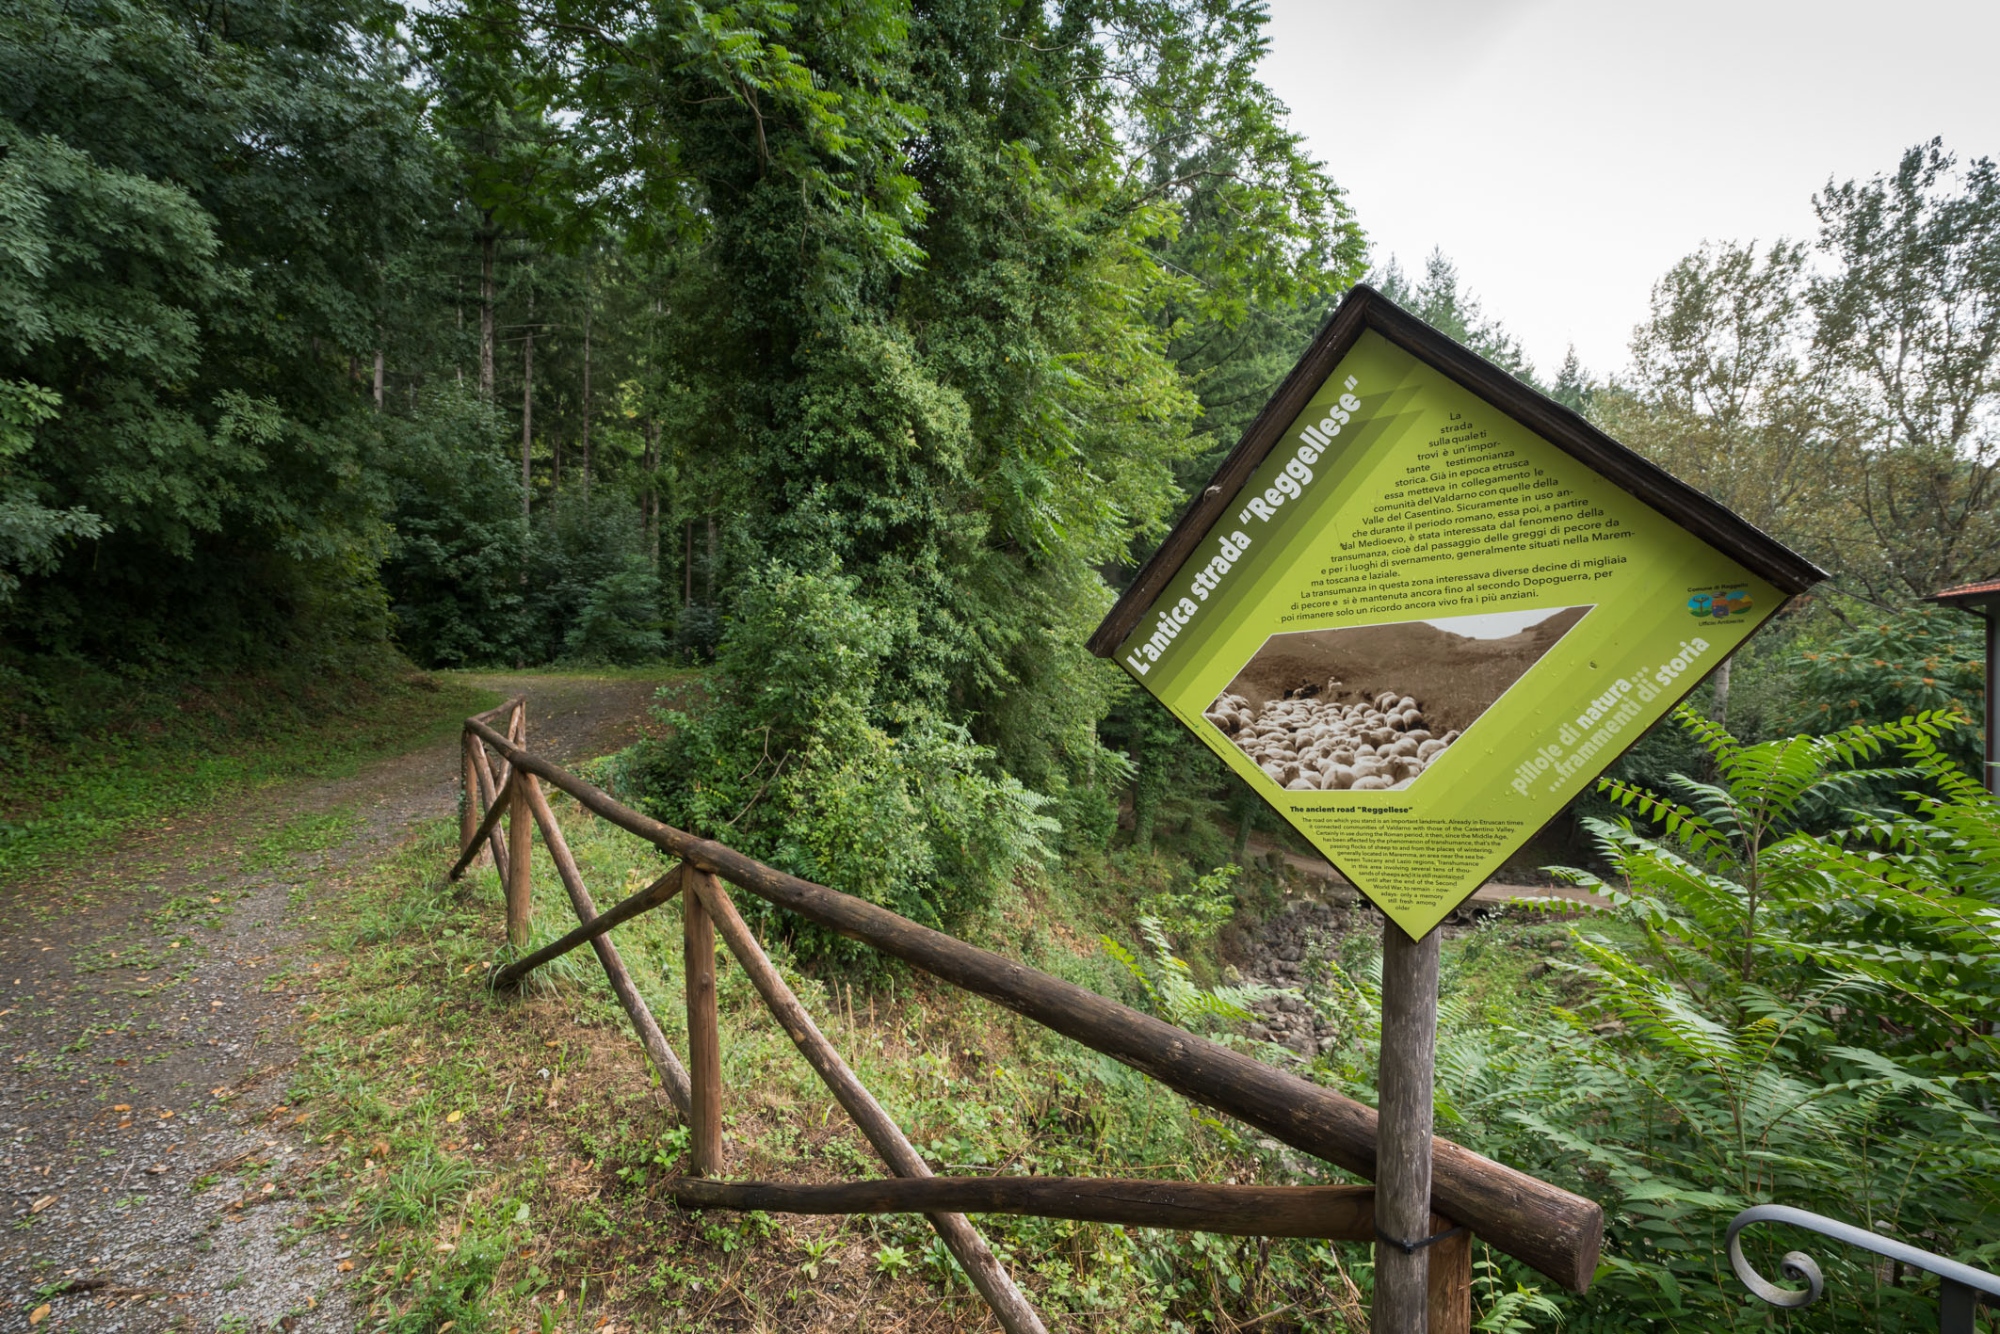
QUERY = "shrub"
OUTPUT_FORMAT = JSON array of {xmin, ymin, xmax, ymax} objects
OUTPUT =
[
  {"xmin": 378, "ymin": 391, "xmax": 527, "ymax": 667},
  {"xmin": 562, "ymin": 559, "xmax": 665, "ymax": 665},
  {"xmin": 1460, "ymin": 709, "xmax": 2000, "ymax": 1330},
  {"xmin": 624, "ymin": 563, "xmax": 1054, "ymax": 956},
  {"xmin": 1796, "ymin": 607, "xmax": 1985, "ymax": 770}
]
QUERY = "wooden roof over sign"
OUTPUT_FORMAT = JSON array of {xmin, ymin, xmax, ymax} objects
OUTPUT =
[
  {"xmin": 1088, "ymin": 283, "xmax": 1828, "ymax": 658},
  {"xmin": 1930, "ymin": 578, "xmax": 2000, "ymax": 609}
]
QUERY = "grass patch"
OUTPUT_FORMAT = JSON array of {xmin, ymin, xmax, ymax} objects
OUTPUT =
[
  {"xmin": 290, "ymin": 796, "xmax": 1444, "ymax": 1332},
  {"xmin": 277, "ymin": 722, "xmax": 1607, "ymax": 1333},
  {"xmin": 0, "ymin": 657, "xmax": 491, "ymax": 877},
  {"xmin": 245, "ymin": 808, "xmax": 366, "ymax": 875}
]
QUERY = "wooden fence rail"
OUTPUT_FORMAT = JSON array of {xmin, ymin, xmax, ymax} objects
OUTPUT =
[{"xmin": 455, "ymin": 698, "xmax": 1603, "ymax": 1332}]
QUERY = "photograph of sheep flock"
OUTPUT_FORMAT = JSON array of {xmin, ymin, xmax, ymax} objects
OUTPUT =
[{"xmin": 1204, "ymin": 605, "xmax": 1593, "ymax": 792}]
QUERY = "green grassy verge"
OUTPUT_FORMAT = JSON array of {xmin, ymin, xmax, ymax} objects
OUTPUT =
[
  {"xmin": 287, "ymin": 808, "xmax": 1377, "ymax": 1332},
  {"xmin": 0, "ymin": 658, "xmax": 492, "ymax": 877},
  {"xmin": 280, "ymin": 775, "xmax": 1588, "ymax": 1333}
]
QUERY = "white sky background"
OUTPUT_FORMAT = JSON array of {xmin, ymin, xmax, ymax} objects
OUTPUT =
[
  {"xmin": 1422, "ymin": 607, "xmax": 1581, "ymax": 640},
  {"xmin": 1259, "ymin": 0, "xmax": 2000, "ymax": 381}
]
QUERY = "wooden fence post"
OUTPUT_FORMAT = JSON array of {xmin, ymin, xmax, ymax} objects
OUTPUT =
[
  {"xmin": 506, "ymin": 771, "xmax": 535, "ymax": 948},
  {"xmin": 1375, "ymin": 918, "xmax": 1442, "ymax": 1332},
  {"xmin": 1427, "ymin": 1213, "xmax": 1472, "ymax": 1334},
  {"xmin": 516, "ymin": 785, "xmax": 694, "ymax": 1117},
  {"xmin": 460, "ymin": 733, "xmax": 480, "ymax": 866},
  {"xmin": 689, "ymin": 874, "xmax": 1048, "ymax": 1334},
  {"xmin": 467, "ymin": 740, "xmax": 512, "ymax": 883},
  {"xmin": 685, "ymin": 870, "xmax": 723, "ymax": 1175}
]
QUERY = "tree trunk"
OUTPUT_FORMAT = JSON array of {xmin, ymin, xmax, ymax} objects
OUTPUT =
[
  {"xmin": 479, "ymin": 228, "xmax": 496, "ymax": 400},
  {"xmin": 581, "ymin": 278, "xmax": 593, "ymax": 494},
  {"xmin": 372, "ymin": 348, "xmax": 384, "ymax": 411},
  {"xmin": 706, "ymin": 514, "xmax": 716, "ymax": 603},
  {"xmin": 643, "ymin": 418, "xmax": 660, "ymax": 569},
  {"xmin": 1711, "ymin": 655, "xmax": 1732, "ymax": 731},
  {"xmin": 521, "ymin": 282, "xmax": 534, "ymax": 520},
  {"xmin": 685, "ymin": 520, "xmax": 694, "ymax": 607}
]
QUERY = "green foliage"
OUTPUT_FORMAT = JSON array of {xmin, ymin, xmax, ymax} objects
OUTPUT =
[
  {"xmin": 1460, "ymin": 710, "xmax": 2000, "ymax": 1329},
  {"xmin": 1104, "ymin": 690, "xmax": 1238, "ymax": 858},
  {"xmin": 0, "ymin": 379, "xmax": 103, "ymax": 600},
  {"xmin": 561, "ymin": 560, "xmax": 664, "ymax": 665},
  {"xmin": 1100, "ymin": 915, "xmax": 1284, "ymax": 1032},
  {"xmin": 525, "ymin": 495, "xmax": 663, "ymax": 665},
  {"xmin": 1, "ymin": 0, "xmax": 433, "ymax": 667},
  {"xmin": 1596, "ymin": 238, "xmax": 1830, "ymax": 555},
  {"xmin": 1474, "ymin": 1256, "xmax": 1566, "ymax": 1332},
  {"xmin": 1599, "ymin": 139, "xmax": 2000, "ymax": 608},
  {"xmin": 365, "ymin": 1148, "xmax": 480, "ymax": 1231},
  {"xmin": 626, "ymin": 563, "xmax": 1054, "ymax": 955},
  {"xmin": 377, "ymin": 392, "xmax": 671, "ymax": 668},
  {"xmin": 1812, "ymin": 141, "xmax": 2000, "ymax": 602},
  {"xmin": 1137, "ymin": 862, "xmax": 1242, "ymax": 944},
  {"xmin": 3, "ymin": 0, "xmax": 1364, "ymax": 829},
  {"xmin": 1795, "ymin": 608, "xmax": 1986, "ymax": 769},
  {"xmin": 1375, "ymin": 251, "xmax": 1539, "ymax": 386},
  {"xmin": 377, "ymin": 391, "xmax": 529, "ymax": 666}
]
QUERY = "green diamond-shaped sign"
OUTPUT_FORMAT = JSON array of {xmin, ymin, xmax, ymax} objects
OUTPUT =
[{"xmin": 1091, "ymin": 286, "xmax": 1824, "ymax": 939}]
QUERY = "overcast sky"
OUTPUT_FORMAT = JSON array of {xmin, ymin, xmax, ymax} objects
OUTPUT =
[{"xmin": 1259, "ymin": 0, "xmax": 2000, "ymax": 382}]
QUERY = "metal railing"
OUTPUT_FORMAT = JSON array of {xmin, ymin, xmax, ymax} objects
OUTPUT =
[{"xmin": 1729, "ymin": 1205, "xmax": 2000, "ymax": 1333}]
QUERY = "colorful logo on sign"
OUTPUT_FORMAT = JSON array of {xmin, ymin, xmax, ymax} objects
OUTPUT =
[{"xmin": 1688, "ymin": 589, "xmax": 1752, "ymax": 619}]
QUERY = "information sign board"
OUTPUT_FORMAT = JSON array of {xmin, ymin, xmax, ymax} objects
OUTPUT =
[{"xmin": 1091, "ymin": 286, "xmax": 1824, "ymax": 939}]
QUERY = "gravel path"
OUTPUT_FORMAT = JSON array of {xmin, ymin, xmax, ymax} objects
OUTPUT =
[{"xmin": 0, "ymin": 674, "xmax": 662, "ymax": 1333}]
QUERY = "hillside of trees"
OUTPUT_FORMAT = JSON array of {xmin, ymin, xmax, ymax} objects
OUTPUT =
[
  {"xmin": 4, "ymin": 0, "xmax": 1999, "ymax": 1327},
  {"xmin": 6, "ymin": 0, "xmax": 1997, "ymax": 767}
]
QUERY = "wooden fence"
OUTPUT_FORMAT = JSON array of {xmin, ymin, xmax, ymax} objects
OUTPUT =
[{"xmin": 455, "ymin": 698, "xmax": 1604, "ymax": 1333}]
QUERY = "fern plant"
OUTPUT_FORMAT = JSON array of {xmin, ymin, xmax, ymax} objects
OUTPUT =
[
  {"xmin": 1100, "ymin": 916, "xmax": 1287, "ymax": 1034},
  {"xmin": 1472, "ymin": 708, "xmax": 2000, "ymax": 1330}
]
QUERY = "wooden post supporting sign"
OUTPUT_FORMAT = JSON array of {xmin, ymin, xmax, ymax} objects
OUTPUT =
[
  {"xmin": 1085, "ymin": 284, "xmax": 1825, "ymax": 1331},
  {"xmin": 1376, "ymin": 920, "xmax": 1443, "ymax": 1329}
]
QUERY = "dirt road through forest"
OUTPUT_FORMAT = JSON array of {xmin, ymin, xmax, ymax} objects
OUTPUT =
[{"xmin": 0, "ymin": 674, "xmax": 663, "ymax": 1333}]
